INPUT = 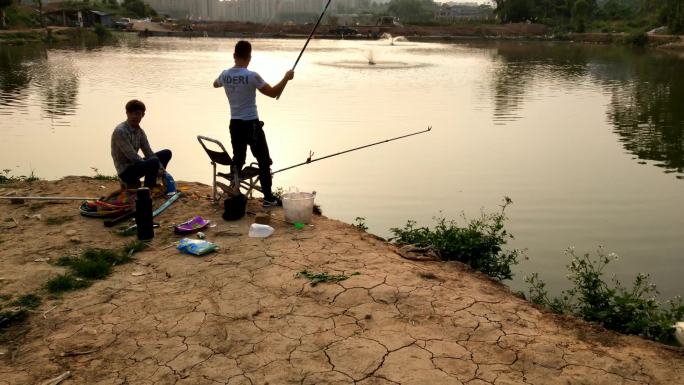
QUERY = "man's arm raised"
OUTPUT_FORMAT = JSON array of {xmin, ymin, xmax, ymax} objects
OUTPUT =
[{"xmin": 258, "ymin": 70, "xmax": 295, "ymax": 99}]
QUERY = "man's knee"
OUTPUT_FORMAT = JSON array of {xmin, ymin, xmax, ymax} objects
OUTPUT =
[
  {"xmin": 142, "ymin": 158, "xmax": 160, "ymax": 171},
  {"xmin": 156, "ymin": 149, "xmax": 172, "ymax": 166}
]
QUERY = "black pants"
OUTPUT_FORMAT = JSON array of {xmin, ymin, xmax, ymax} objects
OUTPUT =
[
  {"xmin": 119, "ymin": 149, "xmax": 172, "ymax": 188},
  {"xmin": 229, "ymin": 119, "xmax": 273, "ymax": 198}
]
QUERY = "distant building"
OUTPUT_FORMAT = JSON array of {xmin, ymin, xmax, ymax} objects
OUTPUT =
[
  {"xmin": 435, "ymin": 2, "xmax": 494, "ymax": 22},
  {"xmin": 144, "ymin": 0, "xmax": 374, "ymax": 22},
  {"xmin": 86, "ymin": 10, "xmax": 113, "ymax": 27}
]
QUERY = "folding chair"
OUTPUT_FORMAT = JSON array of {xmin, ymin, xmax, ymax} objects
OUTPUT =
[{"xmin": 197, "ymin": 135, "xmax": 262, "ymax": 202}]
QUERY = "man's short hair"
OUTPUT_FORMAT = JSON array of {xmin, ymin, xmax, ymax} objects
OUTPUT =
[
  {"xmin": 234, "ymin": 40, "xmax": 252, "ymax": 59},
  {"xmin": 125, "ymin": 99, "xmax": 146, "ymax": 113}
]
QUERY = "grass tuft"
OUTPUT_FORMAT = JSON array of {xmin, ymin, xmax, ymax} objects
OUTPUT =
[
  {"xmin": 69, "ymin": 258, "xmax": 112, "ymax": 280},
  {"xmin": 90, "ymin": 167, "xmax": 119, "ymax": 181},
  {"xmin": 11, "ymin": 294, "xmax": 41, "ymax": 309},
  {"xmin": 122, "ymin": 240, "xmax": 147, "ymax": 258},
  {"xmin": 47, "ymin": 243, "xmax": 145, "ymax": 294},
  {"xmin": 296, "ymin": 270, "xmax": 360, "ymax": 286},
  {"xmin": 46, "ymin": 274, "xmax": 91, "ymax": 293},
  {"xmin": 0, "ymin": 168, "xmax": 40, "ymax": 184}
]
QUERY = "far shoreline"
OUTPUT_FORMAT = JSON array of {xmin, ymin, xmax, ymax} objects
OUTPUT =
[{"xmin": 1, "ymin": 24, "xmax": 683, "ymax": 55}]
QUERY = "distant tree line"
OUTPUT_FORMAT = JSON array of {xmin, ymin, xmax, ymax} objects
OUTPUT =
[
  {"xmin": 491, "ymin": 0, "xmax": 684, "ymax": 33},
  {"xmin": 0, "ymin": 0, "xmax": 157, "ymax": 29},
  {"xmin": 379, "ymin": 0, "xmax": 683, "ymax": 33},
  {"xmin": 386, "ymin": 0, "xmax": 439, "ymax": 24}
]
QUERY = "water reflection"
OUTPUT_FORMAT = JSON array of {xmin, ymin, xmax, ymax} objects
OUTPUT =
[
  {"xmin": 482, "ymin": 42, "xmax": 684, "ymax": 177},
  {"xmin": 0, "ymin": 45, "xmax": 41, "ymax": 112},
  {"xmin": 33, "ymin": 55, "xmax": 79, "ymax": 123},
  {"xmin": 605, "ymin": 55, "xmax": 684, "ymax": 175},
  {"xmin": 483, "ymin": 43, "xmax": 593, "ymax": 124},
  {"xmin": 0, "ymin": 45, "xmax": 79, "ymax": 124}
]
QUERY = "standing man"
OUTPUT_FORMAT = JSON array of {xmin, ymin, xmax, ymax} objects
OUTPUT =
[
  {"xmin": 213, "ymin": 40, "xmax": 294, "ymax": 207},
  {"xmin": 111, "ymin": 99, "xmax": 172, "ymax": 189}
]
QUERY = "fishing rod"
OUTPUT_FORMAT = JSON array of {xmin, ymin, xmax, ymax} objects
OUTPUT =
[
  {"xmin": 272, "ymin": 126, "xmax": 432, "ymax": 175},
  {"xmin": 0, "ymin": 196, "xmax": 99, "ymax": 201},
  {"xmin": 276, "ymin": 0, "xmax": 334, "ymax": 100}
]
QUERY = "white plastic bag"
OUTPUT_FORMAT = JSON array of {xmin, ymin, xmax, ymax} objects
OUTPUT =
[{"xmin": 248, "ymin": 223, "xmax": 274, "ymax": 238}]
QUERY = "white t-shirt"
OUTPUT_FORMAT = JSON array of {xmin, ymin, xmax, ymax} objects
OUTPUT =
[{"xmin": 216, "ymin": 67, "xmax": 266, "ymax": 120}]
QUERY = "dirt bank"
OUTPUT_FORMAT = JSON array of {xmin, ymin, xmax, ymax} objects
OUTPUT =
[{"xmin": 0, "ymin": 177, "xmax": 682, "ymax": 384}]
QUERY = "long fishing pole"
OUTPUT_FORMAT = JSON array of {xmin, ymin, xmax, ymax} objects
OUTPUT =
[
  {"xmin": 276, "ymin": 0, "xmax": 334, "ymax": 100},
  {"xmin": 0, "ymin": 196, "xmax": 99, "ymax": 201},
  {"xmin": 272, "ymin": 126, "xmax": 432, "ymax": 175}
]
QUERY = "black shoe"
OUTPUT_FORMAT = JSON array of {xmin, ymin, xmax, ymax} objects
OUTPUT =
[{"xmin": 263, "ymin": 196, "xmax": 282, "ymax": 208}]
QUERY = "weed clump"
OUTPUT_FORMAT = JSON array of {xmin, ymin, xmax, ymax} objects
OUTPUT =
[
  {"xmin": 11, "ymin": 294, "xmax": 41, "ymax": 309},
  {"xmin": 47, "ymin": 243, "xmax": 147, "ymax": 293},
  {"xmin": 0, "ymin": 168, "xmax": 40, "ymax": 184},
  {"xmin": 296, "ymin": 270, "xmax": 360, "ymax": 286},
  {"xmin": 389, "ymin": 197, "xmax": 522, "ymax": 281},
  {"xmin": 353, "ymin": 217, "xmax": 368, "ymax": 232},
  {"xmin": 525, "ymin": 247, "xmax": 684, "ymax": 345},
  {"xmin": 90, "ymin": 167, "xmax": 118, "ymax": 181},
  {"xmin": 0, "ymin": 294, "xmax": 41, "ymax": 329},
  {"xmin": 122, "ymin": 240, "xmax": 147, "ymax": 258},
  {"xmin": 46, "ymin": 274, "xmax": 91, "ymax": 293}
]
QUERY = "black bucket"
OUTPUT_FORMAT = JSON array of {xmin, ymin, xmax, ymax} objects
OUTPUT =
[{"xmin": 223, "ymin": 193, "xmax": 246, "ymax": 221}]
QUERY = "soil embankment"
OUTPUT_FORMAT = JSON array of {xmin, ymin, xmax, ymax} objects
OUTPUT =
[{"xmin": 0, "ymin": 177, "xmax": 682, "ymax": 384}]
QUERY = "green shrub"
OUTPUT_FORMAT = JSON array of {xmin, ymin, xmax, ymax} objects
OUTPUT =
[
  {"xmin": 390, "ymin": 197, "xmax": 522, "ymax": 281},
  {"xmin": 623, "ymin": 30, "xmax": 648, "ymax": 46},
  {"xmin": 525, "ymin": 247, "xmax": 684, "ymax": 345}
]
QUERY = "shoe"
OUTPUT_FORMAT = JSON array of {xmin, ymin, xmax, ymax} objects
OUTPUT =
[{"xmin": 263, "ymin": 196, "xmax": 282, "ymax": 208}]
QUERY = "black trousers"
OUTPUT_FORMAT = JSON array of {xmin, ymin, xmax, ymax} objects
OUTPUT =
[
  {"xmin": 229, "ymin": 119, "xmax": 273, "ymax": 198},
  {"xmin": 119, "ymin": 149, "xmax": 172, "ymax": 188}
]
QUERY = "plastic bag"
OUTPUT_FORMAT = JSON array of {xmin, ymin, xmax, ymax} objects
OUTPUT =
[
  {"xmin": 248, "ymin": 224, "xmax": 274, "ymax": 238},
  {"xmin": 177, "ymin": 238, "xmax": 218, "ymax": 256},
  {"xmin": 164, "ymin": 172, "xmax": 177, "ymax": 195}
]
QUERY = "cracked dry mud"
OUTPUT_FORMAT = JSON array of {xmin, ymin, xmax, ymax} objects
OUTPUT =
[{"xmin": 0, "ymin": 177, "xmax": 682, "ymax": 384}]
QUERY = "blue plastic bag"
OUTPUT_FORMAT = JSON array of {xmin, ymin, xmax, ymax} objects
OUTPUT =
[
  {"xmin": 177, "ymin": 238, "xmax": 217, "ymax": 256},
  {"xmin": 164, "ymin": 172, "xmax": 177, "ymax": 195}
]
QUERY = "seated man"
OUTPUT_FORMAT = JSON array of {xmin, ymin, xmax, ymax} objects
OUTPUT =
[{"xmin": 111, "ymin": 99, "xmax": 171, "ymax": 189}]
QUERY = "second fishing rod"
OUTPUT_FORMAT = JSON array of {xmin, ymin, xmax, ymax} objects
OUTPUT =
[{"xmin": 272, "ymin": 126, "xmax": 432, "ymax": 175}]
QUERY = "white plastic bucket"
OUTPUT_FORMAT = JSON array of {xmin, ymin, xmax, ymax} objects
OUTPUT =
[{"xmin": 282, "ymin": 191, "xmax": 316, "ymax": 224}]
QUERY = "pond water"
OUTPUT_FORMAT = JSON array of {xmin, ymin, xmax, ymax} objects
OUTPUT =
[{"xmin": 1, "ymin": 36, "xmax": 682, "ymax": 298}]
